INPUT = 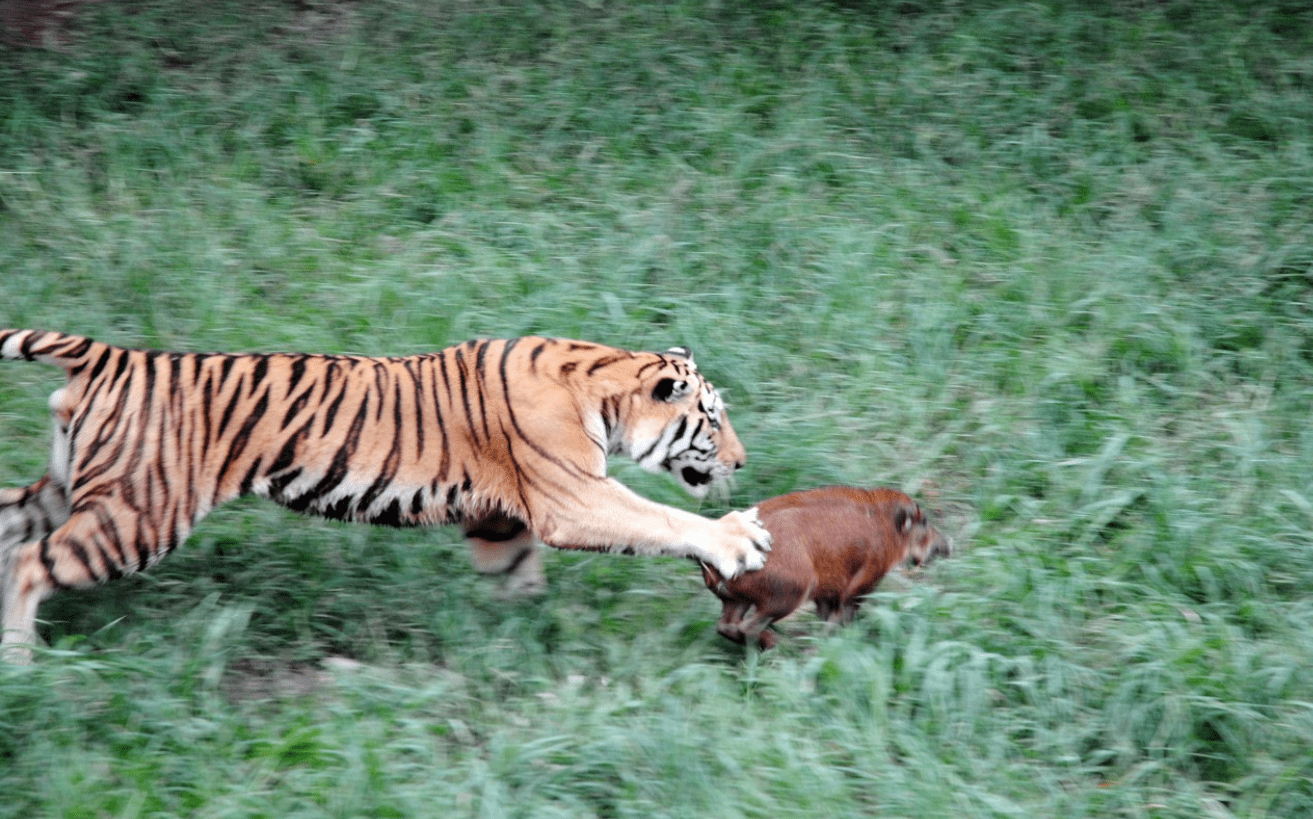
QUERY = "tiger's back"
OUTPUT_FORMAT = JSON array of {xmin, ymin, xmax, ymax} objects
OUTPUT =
[
  {"xmin": 29, "ymin": 338, "xmax": 513, "ymax": 543},
  {"xmin": 0, "ymin": 329, "xmax": 771, "ymax": 661}
]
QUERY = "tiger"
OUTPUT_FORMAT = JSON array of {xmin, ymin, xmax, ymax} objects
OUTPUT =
[{"xmin": 0, "ymin": 329, "xmax": 771, "ymax": 661}]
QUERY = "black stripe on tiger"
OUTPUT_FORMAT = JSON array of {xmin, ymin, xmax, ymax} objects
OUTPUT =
[
  {"xmin": 354, "ymin": 381, "xmax": 405, "ymax": 520},
  {"xmin": 496, "ymin": 338, "xmax": 591, "ymax": 481},
  {"xmin": 282, "ymin": 390, "xmax": 371, "ymax": 516}
]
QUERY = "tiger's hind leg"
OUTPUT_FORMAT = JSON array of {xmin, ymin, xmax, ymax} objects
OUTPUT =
[
  {"xmin": 0, "ymin": 538, "xmax": 54, "ymax": 663},
  {"xmin": 1, "ymin": 500, "xmax": 189, "ymax": 663},
  {"xmin": 1, "ymin": 397, "xmax": 78, "ymax": 655},
  {"xmin": 0, "ymin": 476, "xmax": 71, "ymax": 662},
  {"xmin": 464, "ymin": 514, "xmax": 546, "ymax": 598},
  {"xmin": 0, "ymin": 475, "xmax": 71, "ymax": 551}
]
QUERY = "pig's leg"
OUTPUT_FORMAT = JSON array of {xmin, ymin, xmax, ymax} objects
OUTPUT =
[{"xmin": 716, "ymin": 600, "xmax": 752, "ymax": 645}]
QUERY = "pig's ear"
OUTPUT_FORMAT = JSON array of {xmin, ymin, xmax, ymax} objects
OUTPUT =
[{"xmin": 895, "ymin": 508, "xmax": 913, "ymax": 533}]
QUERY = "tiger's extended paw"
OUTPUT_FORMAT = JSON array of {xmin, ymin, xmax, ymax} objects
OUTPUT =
[{"xmin": 701, "ymin": 507, "xmax": 772, "ymax": 579}]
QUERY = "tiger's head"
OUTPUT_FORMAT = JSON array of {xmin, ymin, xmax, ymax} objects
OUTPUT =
[{"xmin": 614, "ymin": 347, "xmax": 747, "ymax": 499}]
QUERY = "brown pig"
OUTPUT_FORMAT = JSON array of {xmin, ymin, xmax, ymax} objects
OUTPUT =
[{"xmin": 699, "ymin": 486, "xmax": 951, "ymax": 649}]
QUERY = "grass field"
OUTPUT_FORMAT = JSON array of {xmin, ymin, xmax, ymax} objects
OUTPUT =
[{"xmin": 2, "ymin": 0, "xmax": 1312, "ymax": 816}]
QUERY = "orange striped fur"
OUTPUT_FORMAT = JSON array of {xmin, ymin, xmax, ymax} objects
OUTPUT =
[{"xmin": 0, "ymin": 330, "xmax": 770, "ymax": 660}]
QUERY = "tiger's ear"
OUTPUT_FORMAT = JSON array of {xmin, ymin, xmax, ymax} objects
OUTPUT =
[
  {"xmin": 665, "ymin": 346, "xmax": 695, "ymax": 364},
  {"xmin": 652, "ymin": 377, "xmax": 694, "ymax": 402}
]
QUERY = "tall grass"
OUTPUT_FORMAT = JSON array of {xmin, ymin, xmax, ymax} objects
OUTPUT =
[{"xmin": 2, "ymin": 0, "xmax": 1312, "ymax": 816}]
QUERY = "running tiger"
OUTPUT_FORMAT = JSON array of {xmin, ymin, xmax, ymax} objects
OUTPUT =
[{"xmin": 0, "ymin": 330, "xmax": 770, "ymax": 661}]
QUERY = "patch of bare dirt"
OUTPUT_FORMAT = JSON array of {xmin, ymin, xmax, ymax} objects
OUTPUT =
[
  {"xmin": 1, "ymin": 0, "xmax": 103, "ymax": 49},
  {"xmin": 223, "ymin": 657, "xmax": 333, "ymax": 703},
  {"xmin": 2, "ymin": 0, "xmax": 359, "ymax": 51}
]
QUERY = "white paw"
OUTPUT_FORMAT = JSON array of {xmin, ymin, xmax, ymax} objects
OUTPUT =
[
  {"xmin": 704, "ymin": 507, "xmax": 772, "ymax": 578},
  {"xmin": 741, "ymin": 506, "xmax": 771, "ymax": 552}
]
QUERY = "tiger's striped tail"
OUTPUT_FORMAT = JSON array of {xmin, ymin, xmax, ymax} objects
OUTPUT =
[{"xmin": 0, "ymin": 329, "xmax": 99, "ymax": 371}]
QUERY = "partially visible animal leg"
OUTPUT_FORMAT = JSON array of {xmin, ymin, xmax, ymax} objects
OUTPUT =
[
  {"xmin": 0, "ymin": 476, "xmax": 71, "ymax": 663},
  {"xmin": 836, "ymin": 599, "xmax": 862, "ymax": 625},
  {"xmin": 2, "ymin": 499, "xmax": 188, "ymax": 663},
  {"xmin": 530, "ymin": 479, "xmax": 770, "ymax": 579},
  {"xmin": 465, "ymin": 514, "xmax": 546, "ymax": 597},
  {"xmin": 735, "ymin": 609, "xmax": 780, "ymax": 651},
  {"xmin": 715, "ymin": 599, "xmax": 753, "ymax": 645},
  {"xmin": 0, "ymin": 475, "xmax": 70, "ymax": 552},
  {"xmin": 814, "ymin": 597, "xmax": 841, "ymax": 623},
  {"xmin": 816, "ymin": 595, "xmax": 865, "ymax": 626},
  {"xmin": 0, "ymin": 537, "xmax": 51, "ymax": 663},
  {"xmin": 736, "ymin": 594, "xmax": 802, "ymax": 651}
]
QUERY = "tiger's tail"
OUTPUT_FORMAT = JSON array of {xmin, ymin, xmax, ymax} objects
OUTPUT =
[{"xmin": 0, "ymin": 329, "xmax": 100, "ymax": 372}]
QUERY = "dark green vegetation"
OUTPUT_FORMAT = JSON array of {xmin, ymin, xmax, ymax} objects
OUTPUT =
[{"xmin": 2, "ymin": 0, "xmax": 1312, "ymax": 815}]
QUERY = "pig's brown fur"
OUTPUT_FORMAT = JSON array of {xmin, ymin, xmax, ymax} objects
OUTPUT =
[{"xmin": 700, "ymin": 487, "xmax": 951, "ymax": 649}]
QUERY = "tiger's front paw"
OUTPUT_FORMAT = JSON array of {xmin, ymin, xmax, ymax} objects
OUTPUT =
[{"xmin": 702, "ymin": 507, "xmax": 772, "ymax": 579}]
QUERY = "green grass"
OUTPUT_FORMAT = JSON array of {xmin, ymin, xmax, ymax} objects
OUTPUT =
[{"xmin": 3, "ymin": 0, "xmax": 1313, "ymax": 815}]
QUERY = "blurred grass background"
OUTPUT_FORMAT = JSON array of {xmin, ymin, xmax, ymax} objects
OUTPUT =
[{"xmin": 2, "ymin": 0, "xmax": 1312, "ymax": 816}]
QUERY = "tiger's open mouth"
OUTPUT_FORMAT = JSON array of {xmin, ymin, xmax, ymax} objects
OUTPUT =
[{"xmin": 681, "ymin": 466, "xmax": 713, "ymax": 488}]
